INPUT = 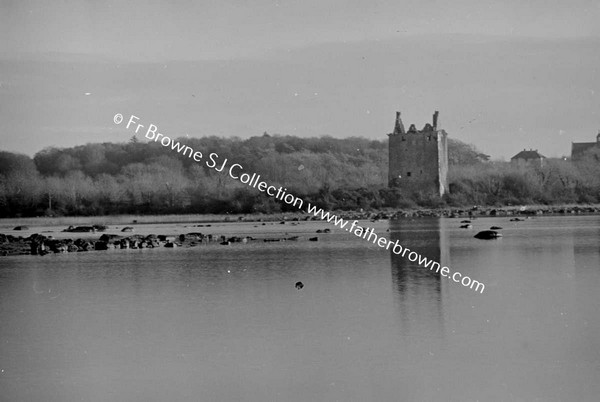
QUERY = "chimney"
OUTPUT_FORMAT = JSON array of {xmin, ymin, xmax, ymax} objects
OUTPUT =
[
  {"xmin": 432, "ymin": 111, "xmax": 439, "ymax": 130},
  {"xmin": 394, "ymin": 111, "xmax": 406, "ymax": 134}
]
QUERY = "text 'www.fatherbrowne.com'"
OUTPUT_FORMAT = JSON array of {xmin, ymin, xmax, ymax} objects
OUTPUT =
[
  {"xmin": 113, "ymin": 113, "xmax": 485, "ymax": 294},
  {"xmin": 305, "ymin": 205, "xmax": 485, "ymax": 294}
]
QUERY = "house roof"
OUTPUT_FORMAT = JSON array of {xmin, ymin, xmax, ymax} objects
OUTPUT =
[{"xmin": 511, "ymin": 149, "xmax": 545, "ymax": 160}]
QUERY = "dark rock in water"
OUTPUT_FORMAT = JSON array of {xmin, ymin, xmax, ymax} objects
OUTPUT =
[
  {"xmin": 323, "ymin": 228, "xmax": 331, "ymax": 233},
  {"xmin": 99, "ymin": 234, "xmax": 122, "ymax": 243},
  {"xmin": 30, "ymin": 236, "xmax": 48, "ymax": 255},
  {"xmin": 474, "ymin": 230, "xmax": 502, "ymax": 240},
  {"xmin": 460, "ymin": 220, "xmax": 471, "ymax": 224},
  {"xmin": 121, "ymin": 227, "xmax": 134, "ymax": 232},
  {"xmin": 186, "ymin": 232, "xmax": 204, "ymax": 240},
  {"xmin": 510, "ymin": 218, "xmax": 524, "ymax": 222},
  {"xmin": 490, "ymin": 226, "xmax": 503, "ymax": 230},
  {"xmin": 460, "ymin": 224, "xmax": 472, "ymax": 229},
  {"xmin": 179, "ymin": 233, "xmax": 196, "ymax": 242},
  {"xmin": 75, "ymin": 239, "xmax": 94, "ymax": 251},
  {"xmin": 145, "ymin": 239, "xmax": 160, "ymax": 248},
  {"xmin": 219, "ymin": 241, "xmax": 230, "ymax": 246},
  {"xmin": 93, "ymin": 225, "xmax": 108, "ymax": 232},
  {"xmin": 309, "ymin": 237, "xmax": 318, "ymax": 241},
  {"xmin": 13, "ymin": 226, "xmax": 29, "ymax": 231},
  {"xmin": 64, "ymin": 226, "xmax": 95, "ymax": 233},
  {"xmin": 45, "ymin": 240, "xmax": 68, "ymax": 253},
  {"xmin": 295, "ymin": 281, "xmax": 304, "ymax": 290},
  {"xmin": 94, "ymin": 241, "xmax": 109, "ymax": 250}
]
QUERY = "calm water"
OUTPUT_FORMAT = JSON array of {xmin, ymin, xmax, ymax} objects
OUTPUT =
[{"xmin": 1, "ymin": 217, "xmax": 599, "ymax": 401}]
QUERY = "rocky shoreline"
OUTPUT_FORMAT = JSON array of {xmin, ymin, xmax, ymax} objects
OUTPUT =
[
  {"xmin": 2, "ymin": 205, "xmax": 599, "ymax": 256},
  {"xmin": 0, "ymin": 229, "xmax": 308, "ymax": 257},
  {"xmin": 334, "ymin": 204, "xmax": 600, "ymax": 220}
]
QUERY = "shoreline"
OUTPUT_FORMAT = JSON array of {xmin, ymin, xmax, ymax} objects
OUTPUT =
[
  {"xmin": 2, "ymin": 204, "xmax": 600, "ymax": 227},
  {"xmin": 1, "ymin": 205, "xmax": 598, "ymax": 257}
]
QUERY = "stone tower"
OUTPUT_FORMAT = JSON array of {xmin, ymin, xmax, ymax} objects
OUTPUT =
[{"xmin": 388, "ymin": 111, "xmax": 448, "ymax": 196}]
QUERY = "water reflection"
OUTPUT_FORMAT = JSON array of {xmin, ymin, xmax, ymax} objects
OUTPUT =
[{"xmin": 389, "ymin": 218, "xmax": 448, "ymax": 337}]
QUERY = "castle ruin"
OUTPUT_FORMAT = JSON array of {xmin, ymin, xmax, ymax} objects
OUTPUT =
[{"xmin": 388, "ymin": 111, "xmax": 449, "ymax": 197}]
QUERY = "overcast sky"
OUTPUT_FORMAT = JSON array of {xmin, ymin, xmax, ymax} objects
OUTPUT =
[{"xmin": 1, "ymin": 0, "xmax": 600, "ymax": 159}]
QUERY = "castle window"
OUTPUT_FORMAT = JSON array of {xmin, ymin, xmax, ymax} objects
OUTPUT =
[{"xmin": 407, "ymin": 172, "xmax": 411, "ymax": 177}]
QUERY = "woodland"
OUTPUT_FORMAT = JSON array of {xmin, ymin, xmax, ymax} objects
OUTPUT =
[{"xmin": 1, "ymin": 134, "xmax": 599, "ymax": 217}]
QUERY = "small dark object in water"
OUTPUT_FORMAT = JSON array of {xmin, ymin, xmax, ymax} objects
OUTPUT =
[
  {"xmin": 460, "ymin": 220, "xmax": 471, "ymax": 224},
  {"xmin": 13, "ymin": 226, "xmax": 29, "ymax": 230},
  {"xmin": 295, "ymin": 281, "xmax": 304, "ymax": 290},
  {"xmin": 99, "ymin": 234, "xmax": 121, "ymax": 242},
  {"xmin": 94, "ymin": 241, "xmax": 109, "ymax": 251},
  {"xmin": 309, "ymin": 237, "xmax": 318, "ymax": 241},
  {"xmin": 490, "ymin": 226, "xmax": 503, "ymax": 230},
  {"xmin": 460, "ymin": 224, "xmax": 472, "ymax": 229},
  {"xmin": 510, "ymin": 218, "xmax": 524, "ymax": 222},
  {"xmin": 121, "ymin": 227, "xmax": 134, "ymax": 232},
  {"xmin": 65, "ymin": 225, "xmax": 95, "ymax": 233},
  {"xmin": 474, "ymin": 230, "xmax": 502, "ymax": 240}
]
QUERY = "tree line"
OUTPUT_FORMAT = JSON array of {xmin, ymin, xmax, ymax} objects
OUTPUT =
[{"xmin": 0, "ymin": 133, "xmax": 599, "ymax": 217}]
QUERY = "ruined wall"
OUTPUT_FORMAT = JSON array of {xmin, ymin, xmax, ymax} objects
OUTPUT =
[
  {"xmin": 437, "ymin": 130, "xmax": 449, "ymax": 196},
  {"xmin": 388, "ymin": 111, "xmax": 448, "ymax": 196}
]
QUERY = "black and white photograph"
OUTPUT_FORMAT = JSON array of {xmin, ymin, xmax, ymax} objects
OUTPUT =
[{"xmin": 1, "ymin": 1, "xmax": 600, "ymax": 400}]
